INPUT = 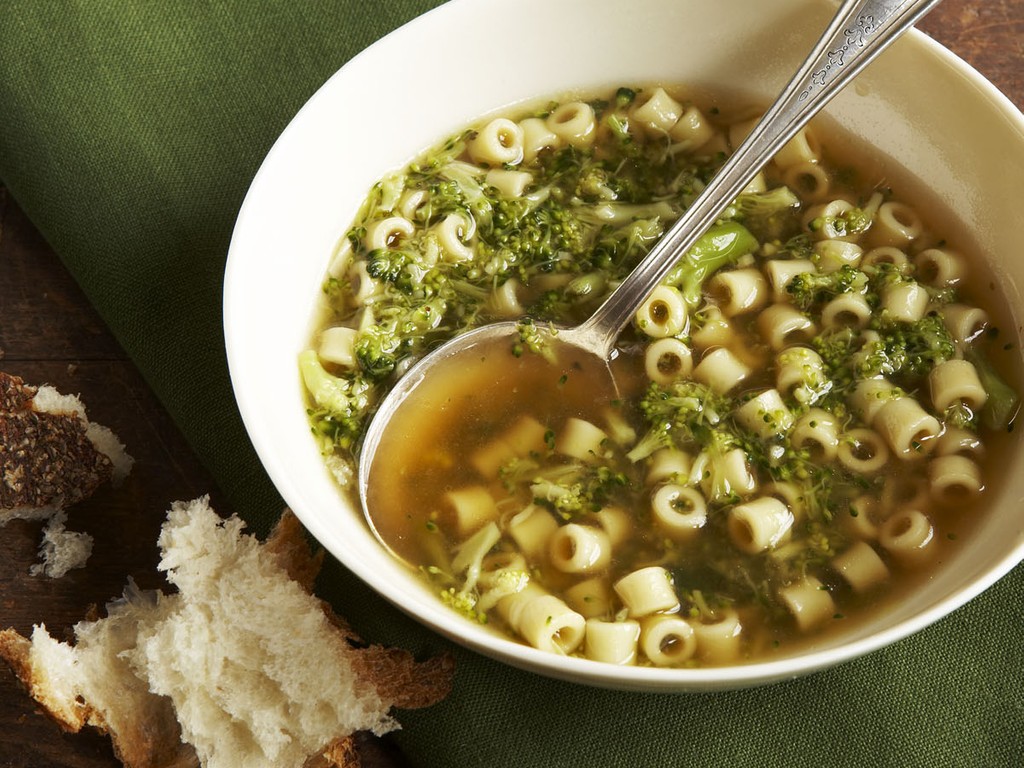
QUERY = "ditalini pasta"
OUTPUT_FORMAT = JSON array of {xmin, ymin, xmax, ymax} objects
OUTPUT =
[
  {"xmin": 546, "ymin": 101, "xmax": 596, "ymax": 147},
  {"xmin": 778, "ymin": 576, "xmax": 836, "ymax": 631},
  {"xmin": 707, "ymin": 268, "xmax": 769, "ymax": 317},
  {"xmin": 518, "ymin": 116, "xmax": 559, "ymax": 162},
  {"xmin": 773, "ymin": 125, "xmax": 822, "ymax": 168},
  {"xmin": 639, "ymin": 615, "xmax": 697, "ymax": 666},
  {"xmin": 757, "ymin": 303, "xmax": 817, "ymax": 350},
  {"xmin": 878, "ymin": 509, "xmax": 935, "ymax": 566},
  {"xmin": 693, "ymin": 347, "xmax": 751, "ymax": 393},
  {"xmin": 781, "ymin": 161, "xmax": 830, "ymax": 203},
  {"xmin": 565, "ymin": 577, "xmax": 614, "ymax": 619},
  {"xmin": 584, "ymin": 618, "xmax": 641, "ymax": 665},
  {"xmin": 497, "ymin": 584, "xmax": 586, "ymax": 654},
  {"xmin": 318, "ymin": 325, "xmax": 359, "ymax": 368},
  {"xmin": 650, "ymin": 483, "xmax": 708, "ymax": 540},
  {"xmin": 645, "ymin": 448, "xmax": 693, "ymax": 486},
  {"xmin": 614, "ymin": 566, "xmax": 679, "ymax": 617},
  {"xmin": 814, "ymin": 239, "xmax": 863, "ymax": 273},
  {"xmin": 927, "ymin": 454, "xmax": 983, "ymax": 504},
  {"xmin": 692, "ymin": 610, "xmax": 743, "ymax": 664},
  {"xmin": 832, "ymin": 541, "xmax": 890, "ymax": 593},
  {"xmin": 630, "ymin": 86, "xmax": 684, "ymax": 135},
  {"xmin": 548, "ymin": 523, "xmax": 612, "ymax": 573},
  {"xmin": 644, "ymin": 337, "xmax": 694, "ymax": 384},
  {"xmin": 727, "ymin": 496, "xmax": 794, "ymax": 553},
  {"xmin": 635, "ymin": 285, "xmax": 687, "ymax": 338},
  {"xmin": 304, "ymin": 85, "xmax": 1020, "ymax": 668},
  {"xmin": 468, "ymin": 117, "xmax": 525, "ymax": 166}
]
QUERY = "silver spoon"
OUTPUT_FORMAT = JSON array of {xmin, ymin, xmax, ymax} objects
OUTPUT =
[{"xmin": 358, "ymin": 0, "xmax": 942, "ymax": 543}]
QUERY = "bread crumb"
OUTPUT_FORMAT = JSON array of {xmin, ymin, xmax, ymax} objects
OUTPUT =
[{"xmin": 29, "ymin": 510, "xmax": 94, "ymax": 578}]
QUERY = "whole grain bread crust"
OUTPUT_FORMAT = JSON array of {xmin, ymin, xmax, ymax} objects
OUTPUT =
[{"xmin": 0, "ymin": 371, "xmax": 113, "ymax": 511}]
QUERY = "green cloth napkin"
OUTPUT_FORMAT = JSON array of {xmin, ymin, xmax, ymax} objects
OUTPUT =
[{"xmin": 1, "ymin": 2, "xmax": 1021, "ymax": 766}]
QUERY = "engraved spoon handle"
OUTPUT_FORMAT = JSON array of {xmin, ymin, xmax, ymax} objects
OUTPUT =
[{"xmin": 568, "ymin": 0, "xmax": 942, "ymax": 359}]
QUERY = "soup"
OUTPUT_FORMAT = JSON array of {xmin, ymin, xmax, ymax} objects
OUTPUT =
[{"xmin": 301, "ymin": 86, "xmax": 1019, "ymax": 667}]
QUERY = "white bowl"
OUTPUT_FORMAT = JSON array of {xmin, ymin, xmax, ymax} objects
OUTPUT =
[{"xmin": 224, "ymin": 0, "xmax": 1024, "ymax": 692}]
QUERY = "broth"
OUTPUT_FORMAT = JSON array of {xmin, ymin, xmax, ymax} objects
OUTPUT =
[
  {"xmin": 302, "ymin": 85, "xmax": 1020, "ymax": 667},
  {"xmin": 366, "ymin": 336, "xmax": 641, "ymax": 565}
]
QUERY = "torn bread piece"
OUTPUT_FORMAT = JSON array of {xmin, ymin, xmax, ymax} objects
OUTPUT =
[
  {"xmin": 1, "ymin": 370, "xmax": 133, "ymax": 522},
  {"xmin": 0, "ymin": 497, "xmax": 454, "ymax": 768},
  {"xmin": 28, "ymin": 510, "xmax": 95, "ymax": 578}
]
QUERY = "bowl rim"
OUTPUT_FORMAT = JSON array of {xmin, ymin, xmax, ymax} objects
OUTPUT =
[{"xmin": 224, "ymin": 0, "xmax": 1024, "ymax": 692}]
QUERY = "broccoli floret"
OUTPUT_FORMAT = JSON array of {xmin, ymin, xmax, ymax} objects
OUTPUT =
[
  {"xmin": 689, "ymin": 428, "xmax": 748, "ymax": 503},
  {"xmin": 353, "ymin": 323, "xmax": 404, "ymax": 380},
  {"xmin": 778, "ymin": 233, "xmax": 815, "ymax": 260},
  {"xmin": 614, "ymin": 87, "xmax": 637, "ymax": 108},
  {"xmin": 439, "ymin": 160, "xmax": 489, "ymax": 206},
  {"xmin": 420, "ymin": 178, "xmax": 473, "ymax": 225},
  {"xmin": 497, "ymin": 454, "xmax": 545, "ymax": 490},
  {"xmin": 484, "ymin": 196, "xmax": 588, "ymax": 266},
  {"xmin": 575, "ymin": 166, "xmax": 618, "ymax": 201},
  {"xmin": 439, "ymin": 586, "xmax": 487, "ymax": 623},
  {"xmin": 812, "ymin": 327, "xmax": 860, "ymax": 376},
  {"xmin": 944, "ymin": 401, "xmax": 976, "ymax": 430},
  {"xmin": 530, "ymin": 463, "xmax": 631, "ymax": 518},
  {"xmin": 527, "ymin": 288, "xmax": 577, "ymax": 321},
  {"xmin": 347, "ymin": 171, "xmax": 409, "ymax": 227},
  {"xmin": 864, "ymin": 260, "xmax": 908, "ymax": 293},
  {"xmin": 605, "ymin": 112, "xmax": 632, "ymax": 144},
  {"xmin": 587, "ymin": 217, "xmax": 666, "ymax": 274},
  {"xmin": 664, "ymin": 221, "xmax": 760, "ymax": 308},
  {"xmin": 512, "ymin": 318, "xmax": 557, "ymax": 362},
  {"xmin": 365, "ymin": 247, "xmax": 416, "ymax": 290},
  {"xmin": 808, "ymin": 204, "xmax": 873, "ymax": 237},
  {"xmin": 321, "ymin": 274, "xmax": 351, "ymax": 305},
  {"xmin": 786, "ymin": 264, "xmax": 869, "ymax": 311},
  {"xmin": 299, "ymin": 350, "xmax": 374, "ymax": 449},
  {"xmin": 432, "ymin": 521, "xmax": 506, "ymax": 623},
  {"xmin": 625, "ymin": 420, "xmax": 675, "ymax": 463},
  {"xmin": 858, "ymin": 313, "xmax": 955, "ymax": 379},
  {"xmin": 476, "ymin": 567, "xmax": 531, "ymax": 612},
  {"xmin": 731, "ymin": 186, "xmax": 801, "ymax": 219},
  {"xmin": 630, "ymin": 380, "xmax": 732, "ymax": 464},
  {"xmin": 727, "ymin": 186, "xmax": 801, "ymax": 240}
]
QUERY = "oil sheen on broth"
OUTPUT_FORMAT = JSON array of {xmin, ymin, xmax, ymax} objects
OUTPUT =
[{"xmin": 304, "ymin": 85, "xmax": 1020, "ymax": 667}]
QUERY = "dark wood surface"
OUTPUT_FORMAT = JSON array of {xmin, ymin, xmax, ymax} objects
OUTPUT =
[{"xmin": 1, "ymin": 2, "xmax": 1022, "ymax": 765}]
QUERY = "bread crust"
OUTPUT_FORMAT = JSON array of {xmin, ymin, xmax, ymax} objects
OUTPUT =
[{"xmin": 0, "ymin": 371, "xmax": 113, "ymax": 511}]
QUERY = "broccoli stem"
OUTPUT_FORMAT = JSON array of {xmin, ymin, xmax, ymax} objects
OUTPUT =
[
  {"xmin": 965, "ymin": 347, "xmax": 1020, "ymax": 431},
  {"xmin": 666, "ymin": 221, "xmax": 759, "ymax": 307},
  {"xmin": 298, "ymin": 349, "xmax": 371, "ymax": 418},
  {"xmin": 299, "ymin": 350, "xmax": 348, "ymax": 414}
]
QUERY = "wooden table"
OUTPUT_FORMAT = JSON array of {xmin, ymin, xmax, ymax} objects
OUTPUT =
[{"xmin": 1, "ymin": 2, "xmax": 1022, "ymax": 765}]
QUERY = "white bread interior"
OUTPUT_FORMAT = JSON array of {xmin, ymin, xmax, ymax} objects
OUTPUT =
[{"xmin": 0, "ymin": 497, "xmax": 453, "ymax": 768}]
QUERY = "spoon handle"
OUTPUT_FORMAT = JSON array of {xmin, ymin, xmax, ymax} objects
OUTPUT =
[{"xmin": 570, "ymin": 0, "xmax": 942, "ymax": 359}]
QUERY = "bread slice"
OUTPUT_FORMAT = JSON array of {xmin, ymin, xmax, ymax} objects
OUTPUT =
[
  {"xmin": 0, "ymin": 370, "xmax": 133, "ymax": 522},
  {"xmin": 0, "ymin": 497, "xmax": 454, "ymax": 768}
]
